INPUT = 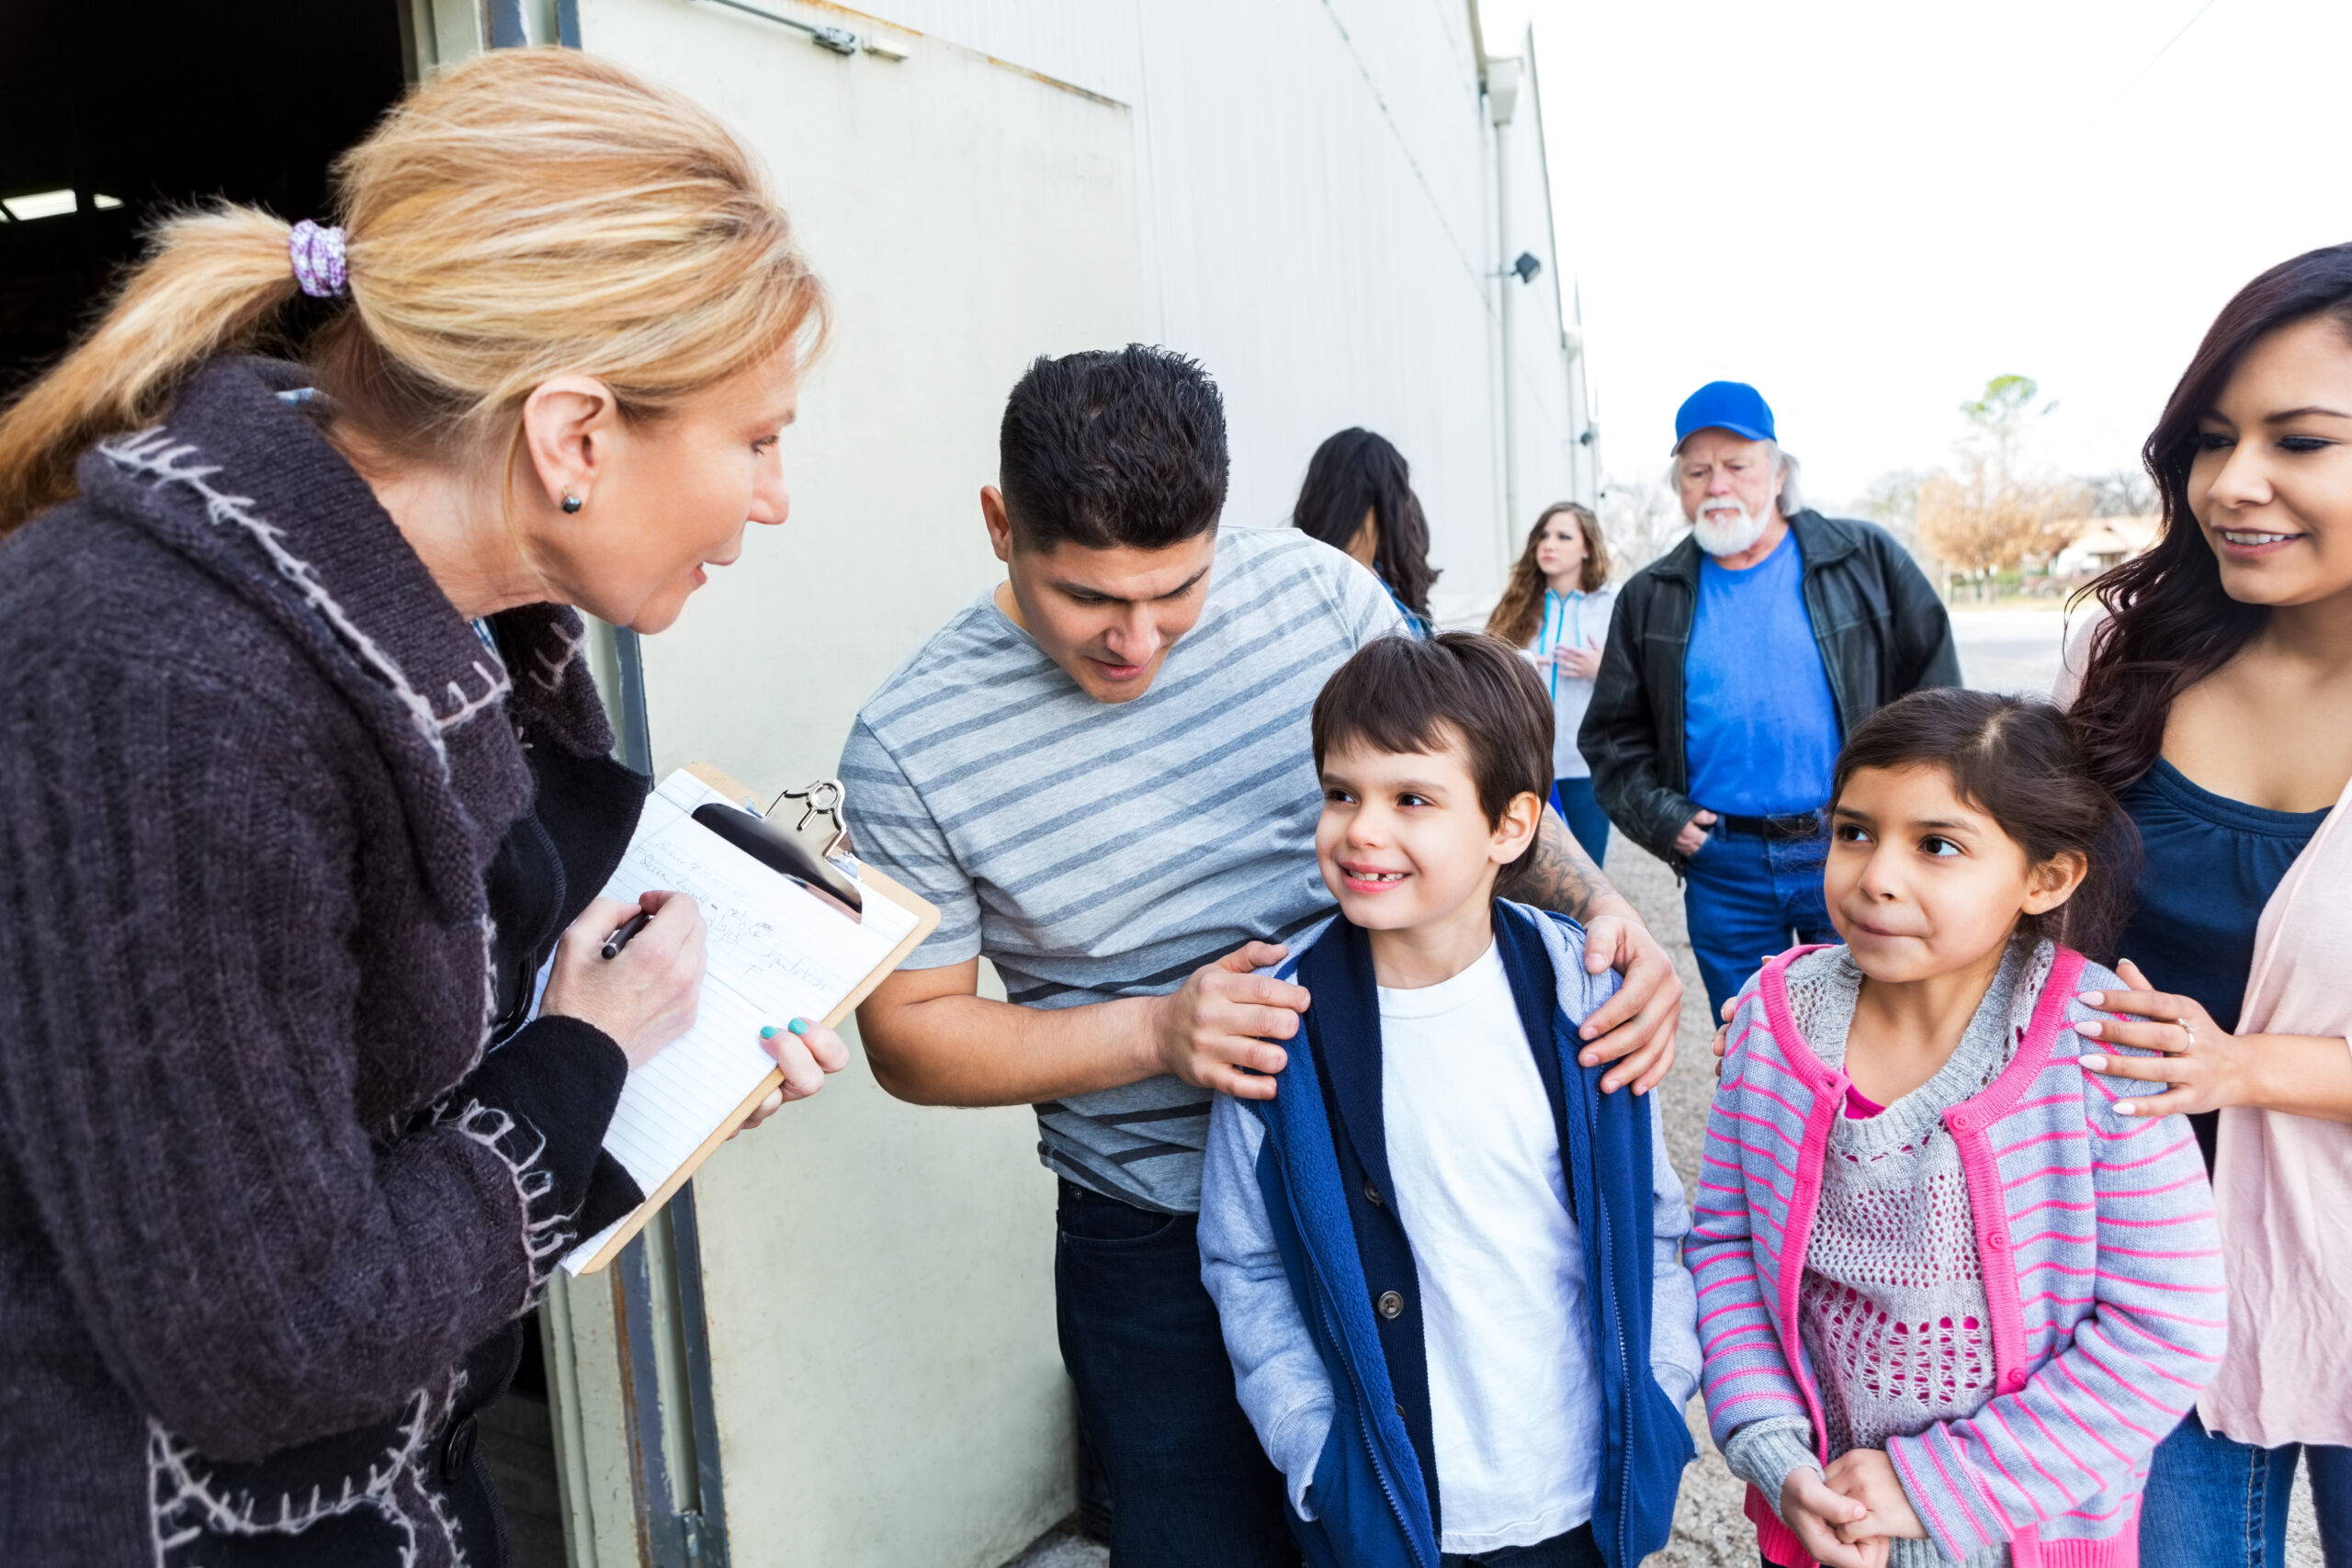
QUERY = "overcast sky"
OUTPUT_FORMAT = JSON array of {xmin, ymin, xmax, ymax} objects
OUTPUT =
[{"xmin": 1493, "ymin": 0, "xmax": 2352, "ymax": 510}]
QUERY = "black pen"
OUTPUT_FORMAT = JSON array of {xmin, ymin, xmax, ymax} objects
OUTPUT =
[{"xmin": 601, "ymin": 908, "xmax": 652, "ymax": 960}]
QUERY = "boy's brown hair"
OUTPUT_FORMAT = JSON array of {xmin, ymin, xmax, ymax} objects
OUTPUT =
[{"xmin": 1310, "ymin": 632, "xmax": 1555, "ymax": 895}]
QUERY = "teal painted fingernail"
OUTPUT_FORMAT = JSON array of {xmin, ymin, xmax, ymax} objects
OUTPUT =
[
  {"xmin": 760, "ymin": 1026, "xmax": 780, "ymax": 1039},
  {"xmin": 788, "ymin": 1018, "xmax": 809, "ymax": 1035}
]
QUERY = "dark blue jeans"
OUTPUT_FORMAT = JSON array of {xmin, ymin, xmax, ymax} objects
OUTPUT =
[
  {"xmin": 1444, "ymin": 1522, "xmax": 1602, "ymax": 1567},
  {"xmin": 1551, "ymin": 778, "xmax": 1611, "ymax": 869},
  {"xmin": 2139, "ymin": 1411, "xmax": 2352, "ymax": 1568},
  {"xmin": 1054, "ymin": 1179, "xmax": 1296, "ymax": 1567},
  {"xmin": 1680, "ymin": 822, "xmax": 1836, "ymax": 1021}
]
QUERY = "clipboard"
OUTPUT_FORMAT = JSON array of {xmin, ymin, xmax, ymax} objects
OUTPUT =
[{"xmin": 561, "ymin": 762, "xmax": 937, "ymax": 1275}]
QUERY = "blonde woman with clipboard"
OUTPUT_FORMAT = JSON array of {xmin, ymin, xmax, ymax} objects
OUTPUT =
[{"xmin": 0, "ymin": 51, "xmax": 846, "ymax": 1567}]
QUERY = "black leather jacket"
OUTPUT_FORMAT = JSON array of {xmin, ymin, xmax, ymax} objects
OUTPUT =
[{"xmin": 1577, "ymin": 510, "xmax": 1960, "ymax": 863}]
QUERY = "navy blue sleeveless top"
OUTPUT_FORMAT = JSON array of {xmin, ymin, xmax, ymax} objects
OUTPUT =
[{"xmin": 2115, "ymin": 758, "xmax": 2328, "ymax": 1166}]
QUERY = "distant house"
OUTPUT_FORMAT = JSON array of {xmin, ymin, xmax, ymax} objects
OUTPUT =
[{"xmin": 2052, "ymin": 514, "xmax": 2162, "ymax": 576}]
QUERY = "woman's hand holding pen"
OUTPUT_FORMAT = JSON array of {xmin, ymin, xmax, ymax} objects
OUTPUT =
[{"xmin": 543, "ymin": 889, "xmax": 708, "ymax": 1068}]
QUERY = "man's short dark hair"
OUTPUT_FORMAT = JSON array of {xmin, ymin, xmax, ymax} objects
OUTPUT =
[
  {"xmin": 998, "ymin": 344, "xmax": 1229, "ymax": 551},
  {"xmin": 1311, "ymin": 633, "xmax": 1555, "ymax": 893}
]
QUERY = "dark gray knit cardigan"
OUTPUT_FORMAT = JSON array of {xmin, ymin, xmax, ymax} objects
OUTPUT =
[{"xmin": 0, "ymin": 359, "xmax": 647, "ymax": 1564}]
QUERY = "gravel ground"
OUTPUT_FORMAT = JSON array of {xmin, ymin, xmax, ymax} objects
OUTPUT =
[
  {"xmin": 1006, "ymin": 828, "xmax": 2320, "ymax": 1566},
  {"xmin": 1603, "ymin": 840, "xmax": 1757, "ymax": 1568}
]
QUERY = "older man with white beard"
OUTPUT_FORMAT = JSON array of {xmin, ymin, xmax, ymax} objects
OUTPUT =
[{"xmin": 1580, "ymin": 381, "xmax": 1958, "ymax": 1016}]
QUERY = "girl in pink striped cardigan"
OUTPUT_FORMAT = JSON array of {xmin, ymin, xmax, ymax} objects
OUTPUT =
[{"xmin": 1692, "ymin": 689, "xmax": 2224, "ymax": 1568}]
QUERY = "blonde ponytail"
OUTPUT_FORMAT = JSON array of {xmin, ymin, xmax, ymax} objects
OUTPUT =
[
  {"xmin": 0, "ymin": 47, "xmax": 825, "ymax": 534},
  {"xmin": 0, "ymin": 208, "xmax": 300, "ymax": 529}
]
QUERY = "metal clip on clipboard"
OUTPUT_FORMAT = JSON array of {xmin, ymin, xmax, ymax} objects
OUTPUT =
[{"xmin": 688, "ymin": 776, "xmax": 865, "ymax": 921}]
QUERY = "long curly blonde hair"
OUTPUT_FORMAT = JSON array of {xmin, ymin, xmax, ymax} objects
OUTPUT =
[
  {"xmin": 1486, "ymin": 502, "xmax": 1610, "ymax": 648},
  {"xmin": 0, "ymin": 48, "xmax": 826, "ymax": 531}
]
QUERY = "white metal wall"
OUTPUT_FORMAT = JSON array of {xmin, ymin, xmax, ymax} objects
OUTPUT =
[
  {"xmin": 832, "ymin": 0, "xmax": 1590, "ymax": 622},
  {"xmin": 1491, "ymin": 27, "xmax": 1591, "ymax": 569}
]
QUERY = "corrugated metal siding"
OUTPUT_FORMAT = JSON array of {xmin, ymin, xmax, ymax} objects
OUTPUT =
[
  {"xmin": 853, "ymin": 0, "xmax": 1582, "ymax": 618},
  {"xmin": 1497, "ymin": 28, "xmax": 1587, "ymax": 539}
]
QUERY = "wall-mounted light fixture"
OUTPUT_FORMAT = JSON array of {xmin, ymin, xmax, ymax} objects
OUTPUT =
[{"xmin": 1488, "ymin": 251, "xmax": 1542, "ymax": 285}]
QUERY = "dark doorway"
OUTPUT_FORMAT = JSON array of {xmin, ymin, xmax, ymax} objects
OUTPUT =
[{"xmin": 0, "ymin": 0, "xmax": 407, "ymax": 390}]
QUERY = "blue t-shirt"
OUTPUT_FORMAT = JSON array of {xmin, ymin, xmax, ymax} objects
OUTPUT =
[{"xmin": 1682, "ymin": 529, "xmax": 1840, "ymax": 815}]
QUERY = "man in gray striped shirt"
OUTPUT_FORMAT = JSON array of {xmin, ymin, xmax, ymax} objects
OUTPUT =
[{"xmin": 846, "ymin": 347, "xmax": 1682, "ymax": 1566}]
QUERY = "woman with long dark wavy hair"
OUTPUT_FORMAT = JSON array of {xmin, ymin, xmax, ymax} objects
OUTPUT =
[
  {"xmin": 1487, "ymin": 502, "xmax": 1617, "ymax": 863},
  {"xmin": 2057, "ymin": 243, "xmax": 2352, "ymax": 1568},
  {"xmin": 1291, "ymin": 426, "xmax": 1438, "ymax": 635}
]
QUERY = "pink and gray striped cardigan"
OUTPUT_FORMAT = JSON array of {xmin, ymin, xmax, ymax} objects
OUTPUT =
[{"xmin": 1691, "ymin": 943, "xmax": 2226, "ymax": 1567}]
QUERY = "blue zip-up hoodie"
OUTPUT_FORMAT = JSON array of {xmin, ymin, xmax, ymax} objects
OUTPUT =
[{"xmin": 1199, "ymin": 902, "xmax": 1700, "ymax": 1568}]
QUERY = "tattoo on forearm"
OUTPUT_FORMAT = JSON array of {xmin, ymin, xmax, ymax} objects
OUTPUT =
[{"xmin": 1521, "ymin": 812, "xmax": 1617, "ymax": 921}]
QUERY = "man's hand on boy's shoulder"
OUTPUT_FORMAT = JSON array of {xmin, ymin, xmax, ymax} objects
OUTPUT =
[
  {"xmin": 1144, "ymin": 942, "xmax": 1310, "ymax": 1101},
  {"xmin": 1572, "ymin": 910, "xmax": 1681, "ymax": 1095},
  {"xmin": 1514, "ymin": 813, "xmax": 1683, "ymax": 1095}
]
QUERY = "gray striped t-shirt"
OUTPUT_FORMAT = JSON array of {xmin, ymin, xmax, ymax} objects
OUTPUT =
[{"xmin": 840, "ymin": 525, "xmax": 1404, "ymax": 1212}]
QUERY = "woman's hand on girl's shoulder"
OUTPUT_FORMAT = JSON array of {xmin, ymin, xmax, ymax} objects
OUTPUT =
[
  {"xmin": 2079, "ymin": 959, "xmax": 2352, "ymax": 1123},
  {"xmin": 2075, "ymin": 959, "xmax": 2246, "ymax": 1118}
]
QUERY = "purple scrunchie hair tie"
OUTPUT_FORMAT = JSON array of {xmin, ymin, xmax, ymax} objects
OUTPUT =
[{"xmin": 288, "ymin": 220, "xmax": 349, "ymax": 299}]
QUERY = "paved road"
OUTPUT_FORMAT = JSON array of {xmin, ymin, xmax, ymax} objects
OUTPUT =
[{"xmin": 1951, "ymin": 606, "xmax": 2068, "ymax": 697}]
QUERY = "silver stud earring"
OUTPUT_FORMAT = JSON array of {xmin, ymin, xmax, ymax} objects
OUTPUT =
[{"xmin": 560, "ymin": 490, "xmax": 583, "ymax": 514}]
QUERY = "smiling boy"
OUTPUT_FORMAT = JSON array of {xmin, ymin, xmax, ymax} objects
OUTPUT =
[{"xmin": 1197, "ymin": 633, "xmax": 1700, "ymax": 1568}]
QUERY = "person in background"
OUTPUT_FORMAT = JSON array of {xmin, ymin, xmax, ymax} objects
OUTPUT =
[
  {"xmin": 1487, "ymin": 502, "xmax": 1618, "ymax": 864},
  {"xmin": 1581, "ymin": 380, "xmax": 1958, "ymax": 1018},
  {"xmin": 1293, "ymin": 425, "xmax": 1439, "ymax": 635},
  {"xmin": 0, "ymin": 49, "xmax": 844, "ymax": 1566},
  {"xmin": 2056, "ymin": 243, "xmax": 2352, "ymax": 1568}
]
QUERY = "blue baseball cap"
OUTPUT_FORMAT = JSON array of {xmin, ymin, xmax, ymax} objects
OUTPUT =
[{"xmin": 1672, "ymin": 381, "xmax": 1776, "ymax": 450}]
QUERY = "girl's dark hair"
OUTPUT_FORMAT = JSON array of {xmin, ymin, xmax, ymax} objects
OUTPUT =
[
  {"xmin": 2070, "ymin": 243, "xmax": 2352, "ymax": 792},
  {"xmin": 1291, "ymin": 427, "xmax": 1438, "ymax": 618},
  {"xmin": 1311, "ymin": 633, "xmax": 1552, "ymax": 898},
  {"xmin": 1487, "ymin": 502, "xmax": 1611, "ymax": 647},
  {"xmin": 1833, "ymin": 688, "xmax": 2142, "ymax": 962}
]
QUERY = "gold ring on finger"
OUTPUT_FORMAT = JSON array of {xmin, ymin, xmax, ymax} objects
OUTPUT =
[{"xmin": 2179, "ymin": 1018, "xmax": 2197, "ymax": 1054}]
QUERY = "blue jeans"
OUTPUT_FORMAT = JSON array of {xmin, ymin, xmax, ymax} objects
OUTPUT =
[
  {"xmin": 2140, "ymin": 1411, "xmax": 2352, "ymax": 1568},
  {"xmin": 1444, "ymin": 1522, "xmax": 1602, "ymax": 1567},
  {"xmin": 1681, "ymin": 823, "xmax": 1836, "ymax": 1021},
  {"xmin": 1054, "ymin": 1179, "xmax": 1296, "ymax": 1567},
  {"xmin": 1551, "ymin": 778, "xmax": 1611, "ymax": 869}
]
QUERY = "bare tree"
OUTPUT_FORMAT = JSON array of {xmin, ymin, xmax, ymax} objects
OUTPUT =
[
  {"xmin": 1856, "ymin": 468, "xmax": 1927, "ymax": 534},
  {"xmin": 1596, "ymin": 469, "xmax": 1685, "ymax": 579},
  {"xmin": 2082, "ymin": 467, "xmax": 2156, "ymax": 517}
]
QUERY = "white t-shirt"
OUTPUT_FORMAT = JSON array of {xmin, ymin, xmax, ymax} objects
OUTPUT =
[{"xmin": 1378, "ymin": 940, "xmax": 1600, "ymax": 1554}]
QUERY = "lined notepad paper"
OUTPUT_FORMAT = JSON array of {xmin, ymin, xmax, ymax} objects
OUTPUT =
[{"xmin": 560, "ymin": 769, "xmax": 922, "ymax": 1274}]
